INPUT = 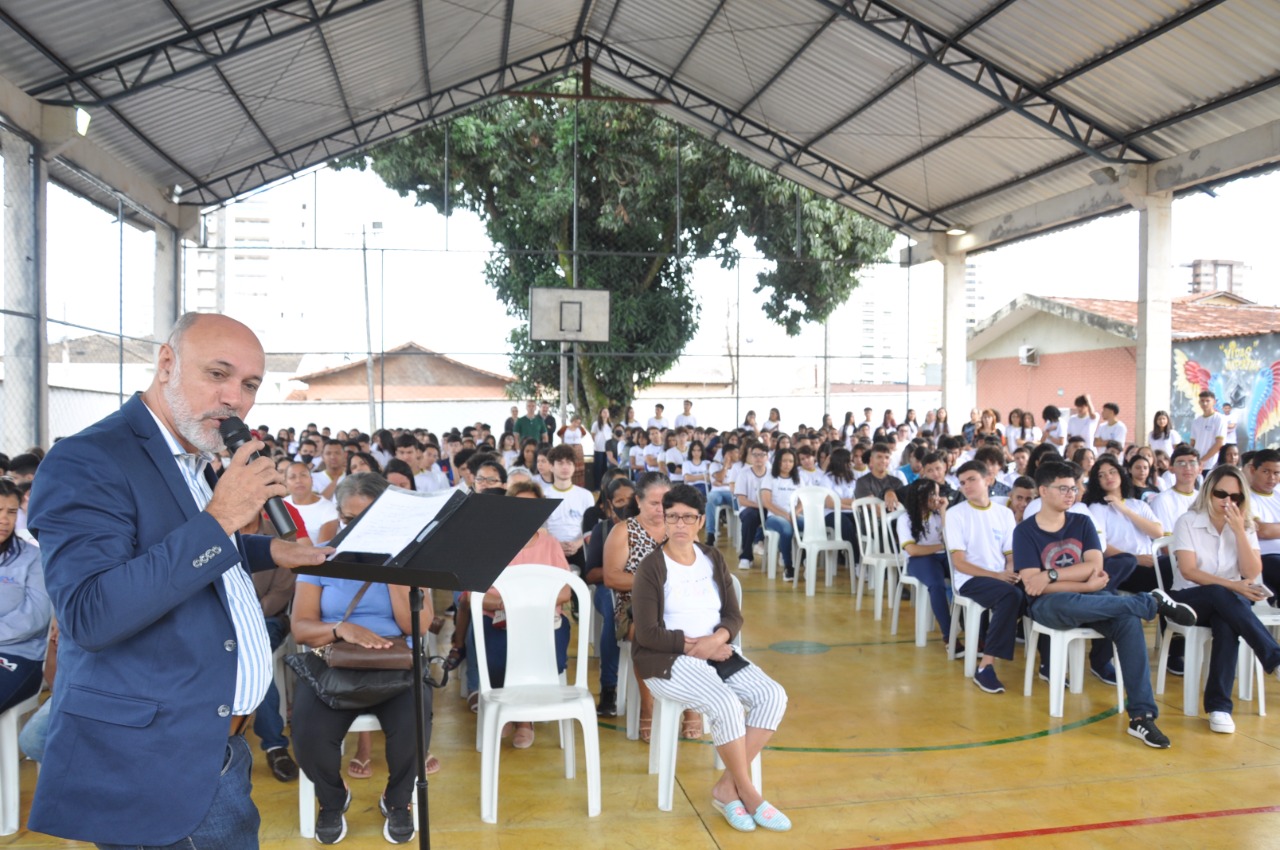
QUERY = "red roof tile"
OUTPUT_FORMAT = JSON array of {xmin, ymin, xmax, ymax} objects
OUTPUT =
[{"xmin": 1046, "ymin": 297, "xmax": 1280, "ymax": 341}]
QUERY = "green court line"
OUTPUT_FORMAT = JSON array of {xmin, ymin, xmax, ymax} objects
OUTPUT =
[{"xmin": 597, "ymin": 708, "xmax": 1119, "ymax": 754}]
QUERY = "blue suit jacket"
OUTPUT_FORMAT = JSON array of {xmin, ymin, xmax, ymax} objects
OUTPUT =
[{"xmin": 26, "ymin": 394, "xmax": 277, "ymax": 844}]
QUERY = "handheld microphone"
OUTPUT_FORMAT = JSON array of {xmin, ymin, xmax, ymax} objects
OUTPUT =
[{"xmin": 218, "ymin": 416, "xmax": 298, "ymax": 541}]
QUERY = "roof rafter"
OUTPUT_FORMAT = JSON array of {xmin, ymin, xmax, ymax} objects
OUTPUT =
[
  {"xmin": 416, "ymin": 0, "xmax": 432, "ymax": 95},
  {"xmin": 668, "ymin": 0, "xmax": 728, "ymax": 82},
  {"xmin": 497, "ymin": 0, "xmax": 515, "ymax": 90},
  {"xmin": 863, "ymin": 0, "xmax": 1236, "ymax": 185},
  {"xmin": 810, "ymin": 0, "xmax": 1157, "ymax": 164},
  {"xmin": 0, "ymin": 5, "xmax": 202, "ymax": 186},
  {"xmin": 156, "ymin": 0, "xmax": 283, "ymax": 161},
  {"xmin": 736, "ymin": 11, "xmax": 839, "ymax": 114},
  {"xmin": 180, "ymin": 40, "xmax": 585, "ymax": 206},
  {"xmin": 585, "ymin": 39, "xmax": 952, "ymax": 233},
  {"xmin": 30, "ymin": 0, "xmax": 399, "ymax": 108},
  {"xmin": 801, "ymin": 0, "xmax": 1019, "ymax": 149},
  {"xmin": 306, "ymin": 0, "xmax": 361, "ymax": 139}
]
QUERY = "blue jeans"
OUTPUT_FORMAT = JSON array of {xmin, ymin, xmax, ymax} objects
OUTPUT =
[
  {"xmin": 252, "ymin": 615, "xmax": 290, "ymax": 751},
  {"xmin": 18, "ymin": 699, "xmax": 50, "ymax": 762},
  {"xmin": 593, "ymin": 583, "xmax": 619, "ymax": 689},
  {"xmin": 956, "ymin": 576, "xmax": 1024, "ymax": 661},
  {"xmin": 1168, "ymin": 584, "xmax": 1280, "ymax": 713},
  {"xmin": 765, "ymin": 515, "xmax": 794, "ymax": 568},
  {"xmin": 705, "ymin": 490, "xmax": 738, "ymax": 540},
  {"xmin": 1029, "ymin": 590, "xmax": 1160, "ymax": 718},
  {"xmin": 906, "ymin": 553, "xmax": 952, "ymax": 641},
  {"xmin": 97, "ymin": 734, "xmax": 259, "ymax": 850}
]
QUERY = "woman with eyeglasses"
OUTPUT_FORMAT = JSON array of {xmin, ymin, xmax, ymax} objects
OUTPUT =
[
  {"xmin": 1082, "ymin": 455, "xmax": 1162, "ymax": 593},
  {"xmin": 1168, "ymin": 465, "xmax": 1280, "ymax": 735},
  {"xmin": 632, "ymin": 484, "xmax": 790, "ymax": 833}
]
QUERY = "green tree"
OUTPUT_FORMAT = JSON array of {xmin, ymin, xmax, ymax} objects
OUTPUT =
[{"xmin": 335, "ymin": 78, "xmax": 893, "ymax": 418}]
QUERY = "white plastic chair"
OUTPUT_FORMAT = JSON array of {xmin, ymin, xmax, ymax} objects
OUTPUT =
[
  {"xmin": 943, "ymin": 540, "xmax": 991, "ymax": 679},
  {"xmin": 1235, "ymin": 601, "xmax": 1277, "ymax": 714},
  {"xmin": 711, "ymin": 495, "xmax": 740, "ymax": 552},
  {"xmin": 470, "ymin": 566, "xmax": 600, "ymax": 823},
  {"xmin": 757, "ymin": 504, "xmax": 780, "ymax": 580},
  {"xmin": 1021, "ymin": 618, "xmax": 1125, "ymax": 718},
  {"xmin": 1153, "ymin": 537, "xmax": 1215, "ymax": 716},
  {"xmin": 790, "ymin": 486, "xmax": 852, "ymax": 596},
  {"xmin": 617, "ymin": 639, "xmax": 641, "ymax": 741},
  {"xmin": 888, "ymin": 509, "xmax": 936, "ymax": 647},
  {"xmin": 1, "ymin": 692, "xmax": 41, "ymax": 836},
  {"xmin": 852, "ymin": 497, "xmax": 895, "ymax": 618},
  {"xmin": 299, "ymin": 713, "xmax": 418, "ymax": 838},
  {"xmin": 648, "ymin": 575, "xmax": 761, "ymax": 811}
]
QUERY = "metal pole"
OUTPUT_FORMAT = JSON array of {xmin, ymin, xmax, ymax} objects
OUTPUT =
[
  {"xmin": 361, "ymin": 226, "xmax": 377, "ymax": 434},
  {"xmin": 443, "ymin": 124, "xmax": 450, "ymax": 251},
  {"xmin": 118, "ymin": 196, "xmax": 125, "ymax": 405},
  {"xmin": 380, "ymin": 247, "xmax": 386, "ymax": 429},
  {"xmin": 905, "ymin": 245, "xmax": 912, "ymax": 417}
]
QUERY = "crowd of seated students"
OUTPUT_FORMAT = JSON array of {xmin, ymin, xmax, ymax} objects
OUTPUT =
[{"xmin": 6, "ymin": 383, "xmax": 1278, "ymax": 831}]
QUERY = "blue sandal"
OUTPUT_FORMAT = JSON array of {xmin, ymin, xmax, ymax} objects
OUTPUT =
[
  {"xmin": 711, "ymin": 798, "xmax": 756, "ymax": 832},
  {"xmin": 753, "ymin": 800, "xmax": 792, "ymax": 831}
]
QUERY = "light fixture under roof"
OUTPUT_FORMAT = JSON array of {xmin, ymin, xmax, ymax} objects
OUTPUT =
[
  {"xmin": 946, "ymin": 227, "xmax": 967, "ymax": 236},
  {"xmin": 74, "ymin": 106, "xmax": 91, "ymax": 136}
]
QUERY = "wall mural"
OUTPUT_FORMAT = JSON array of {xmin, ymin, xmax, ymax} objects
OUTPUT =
[{"xmin": 1171, "ymin": 335, "xmax": 1280, "ymax": 450}]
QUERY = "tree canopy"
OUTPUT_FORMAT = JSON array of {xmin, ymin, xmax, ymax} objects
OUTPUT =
[{"xmin": 335, "ymin": 77, "xmax": 893, "ymax": 417}]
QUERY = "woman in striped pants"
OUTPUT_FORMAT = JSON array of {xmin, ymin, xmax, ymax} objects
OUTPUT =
[{"xmin": 631, "ymin": 484, "xmax": 790, "ymax": 833}]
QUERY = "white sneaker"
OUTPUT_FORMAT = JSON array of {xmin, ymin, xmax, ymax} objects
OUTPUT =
[
  {"xmin": 1208, "ymin": 711, "xmax": 1235, "ymax": 734},
  {"xmin": 753, "ymin": 541, "xmax": 765, "ymax": 556},
  {"xmin": 738, "ymin": 558, "xmax": 753, "ymax": 570}
]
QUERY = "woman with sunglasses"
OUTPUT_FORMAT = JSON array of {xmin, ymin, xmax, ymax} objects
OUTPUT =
[{"xmin": 1168, "ymin": 465, "xmax": 1280, "ymax": 734}]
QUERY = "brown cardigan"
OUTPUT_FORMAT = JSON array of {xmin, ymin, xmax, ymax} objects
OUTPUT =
[{"xmin": 631, "ymin": 542, "xmax": 743, "ymax": 680}]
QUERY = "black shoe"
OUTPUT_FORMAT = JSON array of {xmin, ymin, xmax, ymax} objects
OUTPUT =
[
  {"xmin": 442, "ymin": 646, "xmax": 465, "ymax": 672},
  {"xmin": 596, "ymin": 686, "xmax": 617, "ymax": 717},
  {"xmin": 1152, "ymin": 590, "xmax": 1198, "ymax": 628},
  {"xmin": 267, "ymin": 747, "xmax": 299, "ymax": 782},
  {"xmin": 1167, "ymin": 655, "xmax": 1185, "ymax": 677},
  {"xmin": 315, "ymin": 787, "xmax": 350, "ymax": 845},
  {"xmin": 783, "ymin": 566, "xmax": 796, "ymax": 582},
  {"xmin": 705, "ymin": 535, "xmax": 715, "ymax": 547},
  {"xmin": 380, "ymin": 794, "xmax": 415, "ymax": 844},
  {"xmin": 1127, "ymin": 714, "xmax": 1171, "ymax": 748}
]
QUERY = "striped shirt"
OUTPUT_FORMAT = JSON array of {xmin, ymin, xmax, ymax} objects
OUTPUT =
[{"xmin": 145, "ymin": 405, "xmax": 273, "ymax": 715}]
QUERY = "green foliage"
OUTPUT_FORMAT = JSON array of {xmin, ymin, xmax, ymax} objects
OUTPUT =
[{"xmin": 334, "ymin": 77, "xmax": 893, "ymax": 414}]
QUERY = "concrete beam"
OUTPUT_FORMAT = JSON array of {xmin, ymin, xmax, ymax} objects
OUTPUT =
[
  {"xmin": 0, "ymin": 72, "xmax": 196, "ymax": 236},
  {"xmin": 901, "ymin": 118, "xmax": 1280, "ymax": 264},
  {"xmin": 936, "ymin": 234, "xmax": 970, "ymax": 415}
]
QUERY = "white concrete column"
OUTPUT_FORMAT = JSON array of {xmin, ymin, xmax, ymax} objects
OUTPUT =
[
  {"xmin": 153, "ymin": 224, "xmax": 181, "ymax": 344},
  {"xmin": 1134, "ymin": 189, "xmax": 1173, "ymax": 443},
  {"xmin": 935, "ymin": 234, "xmax": 970, "ymax": 416},
  {"xmin": 1, "ymin": 125, "xmax": 49, "ymax": 450}
]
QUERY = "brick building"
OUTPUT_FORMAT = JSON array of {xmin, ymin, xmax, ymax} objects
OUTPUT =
[{"xmin": 968, "ymin": 292, "xmax": 1280, "ymax": 446}]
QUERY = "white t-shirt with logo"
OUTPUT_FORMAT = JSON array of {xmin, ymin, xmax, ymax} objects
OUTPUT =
[
  {"xmin": 544, "ymin": 484, "xmax": 595, "ymax": 543},
  {"xmin": 1088, "ymin": 498, "xmax": 1159, "ymax": 557},
  {"xmin": 1149, "ymin": 487, "xmax": 1197, "ymax": 538},
  {"xmin": 1250, "ymin": 489, "xmax": 1280, "ymax": 556},
  {"xmin": 945, "ymin": 501, "xmax": 1016, "ymax": 590},
  {"xmin": 1095, "ymin": 420, "xmax": 1127, "ymax": 447},
  {"xmin": 734, "ymin": 468, "xmax": 769, "ymax": 508},
  {"xmin": 1190, "ymin": 412, "xmax": 1227, "ymax": 460},
  {"xmin": 1067, "ymin": 413, "xmax": 1099, "ymax": 445},
  {"xmin": 762, "ymin": 474, "xmax": 800, "ymax": 519}
]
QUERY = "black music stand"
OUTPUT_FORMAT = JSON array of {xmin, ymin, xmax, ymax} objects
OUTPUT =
[{"xmin": 296, "ymin": 489, "xmax": 558, "ymax": 849}]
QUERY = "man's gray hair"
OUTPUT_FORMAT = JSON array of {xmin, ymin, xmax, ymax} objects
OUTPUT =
[
  {"xmin": 165, "ymin": 312, "xmax": 205, "ymax": 355},
  {"xmin": 335, "ymin": 472, "xmax": 389, "ymax": 507}
]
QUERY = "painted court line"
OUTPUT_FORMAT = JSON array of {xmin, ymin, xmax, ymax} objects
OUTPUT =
[
  {"xmin": 839, "ymin": 804, "xmax": 1280, "ymax": 849},
  {"xmin": 597, "ymin": 708, "xmax": 1118, "ymax": 753}
]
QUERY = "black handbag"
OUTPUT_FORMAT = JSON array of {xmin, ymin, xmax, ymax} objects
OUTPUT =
[{"xmin": 285, "ymin": 582, "xmax": 414, "ymax": 711}]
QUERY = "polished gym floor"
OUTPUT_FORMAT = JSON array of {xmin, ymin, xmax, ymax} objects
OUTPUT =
[{"xmin": 6, "ymin": 545, "xmax": 1280, "ymax": 849}]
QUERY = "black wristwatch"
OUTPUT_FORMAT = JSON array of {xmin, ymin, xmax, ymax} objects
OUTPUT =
[{"xmin": 1047, "ymin": 568, "xmax": 1059, "ymax": 583}]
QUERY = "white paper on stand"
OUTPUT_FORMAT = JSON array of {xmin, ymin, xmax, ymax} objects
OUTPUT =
[{"xmin": 329, "ymin": 486, "xmax": 457, "ymax": 564}]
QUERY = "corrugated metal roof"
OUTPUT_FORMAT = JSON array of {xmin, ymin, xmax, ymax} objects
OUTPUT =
[{"xmin": 0, "ymin": 0, "xmax": 1276, "ymax": 244}]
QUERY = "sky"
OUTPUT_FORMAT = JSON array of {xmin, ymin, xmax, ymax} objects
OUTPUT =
[{"xmin": 21, "ymin": 161, "xmax": 1280, "ymax": 381}]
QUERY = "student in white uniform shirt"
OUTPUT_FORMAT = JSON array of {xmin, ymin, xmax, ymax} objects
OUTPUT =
[
  {"xmin": 543, "ymin": 445, "xmax": 596, "ymax": 572},
  {"xmin": 1066, "ymin": 394, "xmax": 1099, "ymax": 447},
  {"xmin": 1168, "ymin": 465, "xmax": 1280, "ymax": 734},
  {"xmin": 759, "ymin": 449, "xmax": 800, "ymax": 581},
  {"xmin": 734, "ymin": 444, "xmax": 771, "ymax": 571},
  {"xmin": 1093, "ymin": 402, "xmax": 1127, "ymax": 449},
  {"xmin": 796, "ymin": 445, "xmax": 826, "ymax": 487},
  {"xmin": 682, "ymin": 440, "xmax": 712, "ymax": 497},
  {"xmin": 1041, "ymin": 405, "xmax": 1066, "ymax": 448},
  {"xmin": 1221, "ymin": 402, "xmax": 1240, "ymax": 446},
  {"xmin": 1081, "ymin": 455, "xmax": 1163, "ymax": 597},
  {"xmin": 1246, "ymin": 449, "xmax": 1280, "ymax": 599},
  {"xmin": 1147, "ymin": 410, "xmax": 1180, "ymax": 457},
  {"xmin": 1189, "ymin": 390, "xmax": 1228, "ymax": 466},
  {"xmin": 673, "ymin": 399, "xmax": 698, "ymax": 429},
  {"xmin": 704, "ymin": 444, "xmax": 741, "ymax": 548},
  {"xmin": 946, "ymin": 461, "xmax": 1020, "ymax": 695},
  {"xmin": 647, "ymin": 404, "xmax": 671, "ymax": 431}
]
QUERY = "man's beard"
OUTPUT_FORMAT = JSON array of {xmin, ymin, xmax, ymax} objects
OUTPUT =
[{"xmin": 163, "ymin": 357, "xmax": 235, "ymax": 454}]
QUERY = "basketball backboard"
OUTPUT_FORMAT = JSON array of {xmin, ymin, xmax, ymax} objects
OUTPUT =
[{"xmin": 529, "ymin": 287, "xmax": 610, "ymax": 343}]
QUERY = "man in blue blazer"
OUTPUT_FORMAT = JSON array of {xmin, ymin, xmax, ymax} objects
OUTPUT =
[{"xmin": 27, "ymin": 313, "xmax": 329, "ymax": 848}]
